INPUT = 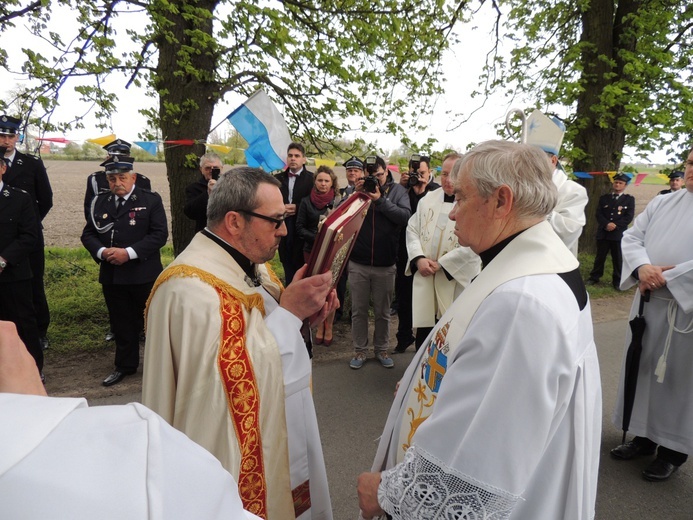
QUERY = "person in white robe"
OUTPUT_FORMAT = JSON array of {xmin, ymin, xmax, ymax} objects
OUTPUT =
[
  {"xmin": 404, "ymin": 152, "xmax": 480, "ymax": 350},
  {"xmin": 142, "ymin": 168, "xmax": 337, "ymax": 520},
  {"xmin": 611, "ymin": 148, "xmax": 693, "ymax": 482},
  {"xmin": 525, "ymin": 110, "xmax": 588, "ymax": 256},
  {"xmin": 0, "ymin": 320, "xmax": 260, "ymax": 520},
  {"xmin": 357, "ymin": 140, "xmax": 602, "ymax": 520}
]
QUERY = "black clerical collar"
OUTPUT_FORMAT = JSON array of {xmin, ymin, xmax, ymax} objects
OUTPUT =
[
  {"xmin": 443, "ymin": 193, "xmax": 455, "ymax": 203},
  {"xmin": 201, "ymin": 229, "xmax": 261, "ymax": 286},
  {"xmin": 479, "ymin": 230, "xmax": 525, "ymax": 269}
]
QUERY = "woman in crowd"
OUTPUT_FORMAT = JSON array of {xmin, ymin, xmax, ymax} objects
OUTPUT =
[{"xmin": 296, "ymin": 165, "xmax": 339, "ymax": 345}]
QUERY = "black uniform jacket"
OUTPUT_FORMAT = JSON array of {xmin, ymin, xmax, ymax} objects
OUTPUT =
[
  {"xmin": 83, "ymin": 171, "xmax": 152, "ymax": 220},
  {"xmin": 0, "ymin": 185, "xmax": 39, "ymax": 283},
  {"xmin": 81, "ymin": 187, "xmax": 168, "ymax": 285},
  {"xmin": 595, "ymin": 192, "xmax": 635, "ymax": 241},
  {"xmin": 4, "ymin": 151, "xmax": 53, "ymax": 221}
]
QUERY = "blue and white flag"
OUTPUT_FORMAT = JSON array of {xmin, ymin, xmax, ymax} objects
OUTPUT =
[{"xmin": 227, "ymin": 90, "xmax": 291, "ymax": 172}]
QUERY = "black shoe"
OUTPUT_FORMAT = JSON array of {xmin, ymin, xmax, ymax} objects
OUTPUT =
[
  {"xmin": 39, "ymin": 337, "xmax": 49, "ymax": 350},
  {"xmin": 102, "ymin": 370, "xmax": 132, "ymax": 387},
  {"xmin": 393, "ymin": 345, "xmax": 408, "ymax": 354},
  {"xmin": 612, "ymin": 283, "xmax": 621, "ymax": 291},
  {"xmin": 610, "ymin": 441, "xmax": 657, "ymax": 460},
  {"xmin": 643, "ymin": 458, "xmax": 678, "ymax": 482},
  {"xmin": 105, "ymin": 331, "xmax": 115, "ymax": 342},
  {"xmin": 586, "ymin": 279, "xmax": 598, "ymax": 286}
]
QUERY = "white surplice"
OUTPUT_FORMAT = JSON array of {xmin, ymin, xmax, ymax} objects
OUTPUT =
[
  {"xmin": 614, "ymin": 189, "xmax": 693, "ymax": 453},
  {"xmin": 405, "ymin": 189, "xmax": 481, "ymax": 327},
  {"xmin": 142, "ymin": 232, "xmax": 332, "ymax": 520},
  {"xmin": 550, "ymin": 168, "xmax": 588, "ymax": 256},
  {"xmin": 0, "ymin": 394, "xmax": 261, "ymax": 520},
  {"xmin": 371, "ymin": 221, "xmax": 602, "ymax": 520}
]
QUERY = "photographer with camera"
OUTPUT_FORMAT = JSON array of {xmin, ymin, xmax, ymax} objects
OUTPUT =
[
  {"xmin": 393, "ymin": 155, "xmax": 440, "ymax": 353},
  {"xmin": 184, "ymin": 152, "xmax": 224, "ymax": 232},
  {"xmin": 348, "ymin": 156, "xmax": 411, "ymax": 370}
]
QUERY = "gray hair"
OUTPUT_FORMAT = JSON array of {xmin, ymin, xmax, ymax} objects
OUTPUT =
[
  {"xmin": 207, "ymin": 167, "xmax": 281, "ymax": 227},
  {"xmin": 199, "ymin": 152, "xmax": 222, "ymax": 166},
  {"xmin": 453, "ymin": 140, "xmax": 557, "ymax": 219}
]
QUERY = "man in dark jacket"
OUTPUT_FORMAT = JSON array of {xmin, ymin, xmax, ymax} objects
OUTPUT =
[
  {"xmin": 0, "ymin": 146, "xmax": 42, "ymax": 374},
  {"xmin": 274, "ymin": 142, "xmax": 313, "ymax": 284},
  {"xmin": 184, "ymin": 152, "xmax": 224, "ymax": 232},
  {"xmin": 587, "ymin": 173, "xmax": 635, "ymax": 289},
  {"xmin": 83, "ymin": 139, "xmax": 152, "ymax": 221},
  {"xmin": 82, "ymin": 156, "xmax": 168, "ymax": 387},
  {"xmin": 348, "ymin": 156, "xmax": 411, "ymax": 370},
  {"xmin": 0, "ymin": 115, "xmax": 53, "ymax": 350},
  {"xmin": 393, "ymin": 155, "xmax": 440, "ymax": 353}
]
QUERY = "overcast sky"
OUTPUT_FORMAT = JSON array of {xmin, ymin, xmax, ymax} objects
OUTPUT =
[{"xmin": 0, "ymin": 3, "xmax": 671, "ymax": 164}]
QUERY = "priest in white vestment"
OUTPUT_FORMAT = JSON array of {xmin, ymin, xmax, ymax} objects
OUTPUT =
[
  {"xmin": 142, "ymin": 168, "xmax": 336, "ymax": 520},
  {"xmin": 405, "ymin": 152, "xmax": 480, "ymax": 349},
  {"xmin": 611, "ymin": 148, "xmax": 693, "ymax": 482},
  {"xmin": 0, "ymin": 320, "xmax": 259, "ymax": 520},
  {"xmin": 358, "ymin": 140, "xmax": 602, "ymax": 520}
]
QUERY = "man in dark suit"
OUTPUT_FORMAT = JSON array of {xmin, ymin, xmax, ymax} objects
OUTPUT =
[
  {"xmin": 0, "ymin": 146, "xmax": 42, "ymax": 374},
  {"xmin": 183, "ymin": 152, "xmax": 223, "ymax": 232},
  {"xmin": 83, "ymin": 139, "xmax": 152, "ymax": 221},
  {"xmin": 658, "ymin": 170, "xmax": 684, "ymax": 195},
  {"xmin": 274, "ymin": 142, "xmax": 313, "ymax": 284},
  {"xmin": 587, "ymin": 173, "xmax": 635, "ymax": 289},
  {"xmin": 0, "ymin": 115, "xmax": 53, "ymax": 350},
  {"xmin": 82, "ymin": 156, "xmax": 168, "ymax": 386}
]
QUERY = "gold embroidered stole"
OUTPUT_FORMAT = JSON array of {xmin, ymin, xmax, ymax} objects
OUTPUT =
[{"xmin": 394, "ymin": 221, "xmax": 578, "ymax": 462}]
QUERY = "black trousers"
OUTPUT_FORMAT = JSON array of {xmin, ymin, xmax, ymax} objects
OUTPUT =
[
  {"xmin": 633, "ymin": 436, "xmax": 689, "ymax": 466},
  {"xmin": 29, "ymin": 248, "xmax": 50, "ymax": 337},
  {"xmin": 0, "ymin": 279, "xmax": 43, "ymax": 371},
  {"xmin": 589, "ymin": 239, "xmax": 623, "ymax": 286},
  {"xmin": 102, "ymin": 282, "xmax": 153, "ymax": 372}
]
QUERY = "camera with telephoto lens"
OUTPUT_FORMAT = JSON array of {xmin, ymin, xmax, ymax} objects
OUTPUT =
[
  {"xmin": 408, "ymin": 154, "xmax": 422, "ymax": 188},
  {"xmin": 363, "ymin": 156, "xmax": 379, "ymax": 193},
  {"xmin": 211, "ymin": 167, "xmax": 221, "ymax": 180}
]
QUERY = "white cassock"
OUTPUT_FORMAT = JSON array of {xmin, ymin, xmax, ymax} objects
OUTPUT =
[
  {"xmin": 405, "ymin": 189, "xmax": 481, "ymax": 327},
  {"xmin": 371, "ymin": 221, "xmax": 602, "ymax": 520},
  {"xmin": 550, "ymin": 168, "xmax": 588, "ymax": 256},
  {"xmin": 142, "ymin": 232, "xmax": 332, "ymax": 520},
  {"xmin": 0, "ymin": 394, "xmax": 261, "ymax": 520},
  {"xmin": 614, "ymin": 189, "xmax": 693, "ymax": 453}
]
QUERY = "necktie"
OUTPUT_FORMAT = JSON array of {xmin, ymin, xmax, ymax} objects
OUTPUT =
[
  {"xmin": 117, "ymin": 197, "xmax": 125, "ymax": 210},
  {"xmin": 288, "ymin": 171, "xmax": 298, "ymax": 178}
]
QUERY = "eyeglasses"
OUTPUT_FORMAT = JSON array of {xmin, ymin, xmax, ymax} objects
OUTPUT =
[{"xmin": 238, "ymin": 210, "xmax": 287, "ymax": 229}]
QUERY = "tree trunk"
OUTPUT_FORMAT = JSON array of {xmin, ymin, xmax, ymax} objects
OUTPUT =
[
  {"xmin": 150, "ymin": 0, "xmax": 220, "ymax": 255},
  {"xmin": 574, "ymin": 0, "xmax": 638, "ymax": 254}
]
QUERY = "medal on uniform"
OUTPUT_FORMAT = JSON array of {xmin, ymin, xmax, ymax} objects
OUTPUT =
[{"xmin": 129, "ymin": 211, "xmax": 136, "ymax": 226}]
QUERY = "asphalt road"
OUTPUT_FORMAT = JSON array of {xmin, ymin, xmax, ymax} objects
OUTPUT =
[{"xmin": 93, "ymin": 317, "xmax": 693, "ymax": 519}]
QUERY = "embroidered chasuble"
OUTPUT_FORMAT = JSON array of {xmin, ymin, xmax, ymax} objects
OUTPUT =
[{"xmin": 143, "ymin": 232, "xmax": 332, "ymax": 520}]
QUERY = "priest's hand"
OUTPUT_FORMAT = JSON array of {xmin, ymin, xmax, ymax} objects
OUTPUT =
[
  {"xmin": 636, "ymin": 264, "xmax": 674, "ymax": 294},
  {"xmin": 416, "ymin": 257, "xmax": 439, "ymax": 277},
  {"xmin": 281, "ymin": 265, "xmax": 335, "ymax": 321},
  {"xmin": 0, "ymin": 321, "xmax": 46, "ymax": 396},
  {"xmin": 357, "ymin": 472, "xmax": 385, "ymax": 519}
]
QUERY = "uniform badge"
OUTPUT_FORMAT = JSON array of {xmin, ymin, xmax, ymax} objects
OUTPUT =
[{"xmin": 2, "ymin": 189, "xmax": 9, "ymax": 197}]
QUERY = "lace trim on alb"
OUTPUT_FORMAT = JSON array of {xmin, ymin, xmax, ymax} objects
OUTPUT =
[{"xmin": 378, "ymin": 445, "xmax": 520, "ymax": 519}]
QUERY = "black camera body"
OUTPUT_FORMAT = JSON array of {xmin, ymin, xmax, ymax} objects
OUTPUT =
[
  {"xmin": 363, "ymin": 156, "xmax": 379, "ymax": 193},
  {"xmin": 211, "ymin": 167, "xmax": 221, "ymax": 180},
  {"xmin": 408, "ymin": 154, "xmax": 423, "ymax": 188}
]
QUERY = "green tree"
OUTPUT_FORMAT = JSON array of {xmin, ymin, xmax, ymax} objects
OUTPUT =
[
  {"xmin": 482, "ymin": 0, "xmax": 693, "ymax": 252},
  {"xmin": 0, "ymin": 0, "xmax": 469, "ymax": 253}
]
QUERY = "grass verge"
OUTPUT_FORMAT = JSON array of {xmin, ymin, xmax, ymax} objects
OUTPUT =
[{"xmin": 43, "ymin": 247, "xmax": 620, "ymax": 354}]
